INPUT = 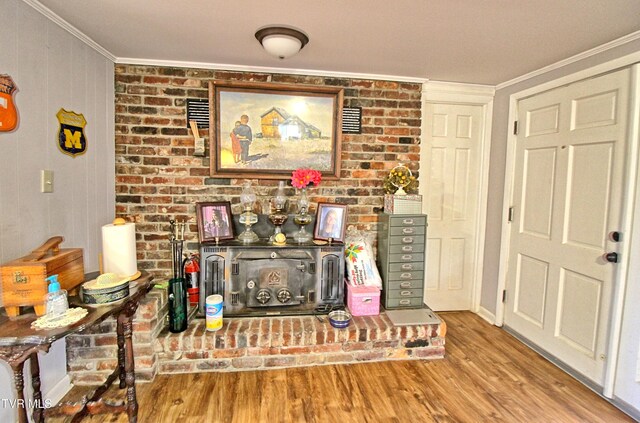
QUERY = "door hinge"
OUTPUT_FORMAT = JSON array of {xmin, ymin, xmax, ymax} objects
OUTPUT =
[
  {"xmin": 508, "ymin": 206, "xmax": 514, "ymax": 222},
  {"xmin": 502, "ymin": 290, "xmax": 507, "ymax": 303},
  {"xmin": 513, "ymin": 121, "xmax": 519, "ymax": 135}
]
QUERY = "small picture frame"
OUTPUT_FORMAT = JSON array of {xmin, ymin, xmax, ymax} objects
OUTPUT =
[
  {"xmin": 314, "ymin": 203, "xmax": 348, "ymax": 243},
  {"xmin": 196, "ymin": 202, "xmax": 234, "ymax": 242}
]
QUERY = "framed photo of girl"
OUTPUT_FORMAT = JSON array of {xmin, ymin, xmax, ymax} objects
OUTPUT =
[
  {"xmin": 196, "ymin": 201, "xmax": 234, "ymax": 242},
  {"xmin": 314, "ymin": 203, "xmax": 348, "ymax": 243}
]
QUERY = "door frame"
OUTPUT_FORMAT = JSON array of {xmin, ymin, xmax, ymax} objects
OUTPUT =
[
  {"xmin": 495, "ymin": 53, "xmax": 640, "ymax": 398},
  {"xmin": 421, "ymin": 81, "xmax": 495, "ymax": 315}
]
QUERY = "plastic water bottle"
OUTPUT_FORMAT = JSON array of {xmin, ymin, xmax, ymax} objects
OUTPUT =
[{"xmin": 45, "ymin": 274, "xmax": 69, "ymax": 319}]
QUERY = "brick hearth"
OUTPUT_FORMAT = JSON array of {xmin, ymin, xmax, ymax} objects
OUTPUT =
[
  {"xmin": 157, "ymin": 313, "xmax": 446, "ymax": 374},
  {"xmin": 66, "ymin": 288, "xmax": 446, "ymax": 384}
]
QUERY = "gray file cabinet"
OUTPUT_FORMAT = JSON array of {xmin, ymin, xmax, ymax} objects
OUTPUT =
[{"xmin": 377, "ymin": 213, "xmax": 427, "ymax": 309}]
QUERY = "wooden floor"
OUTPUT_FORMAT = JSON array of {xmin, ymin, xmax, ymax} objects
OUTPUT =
[{"xmin": 51, "ymin": 312, "xmax": 632, "ymax": 422}]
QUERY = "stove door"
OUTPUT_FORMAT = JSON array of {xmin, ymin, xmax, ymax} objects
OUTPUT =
[{"xmin": 244, "ymin": 259, "xmax": 313, "ymax": 308}]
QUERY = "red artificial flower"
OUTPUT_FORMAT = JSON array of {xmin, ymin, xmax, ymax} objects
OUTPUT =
[{"xmin": 291, "ymin": 168, "xmax": 322, "ymax": 189}]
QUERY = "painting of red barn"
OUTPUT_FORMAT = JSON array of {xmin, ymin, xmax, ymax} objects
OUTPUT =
[{"xmin": 209, "ymin": 81, "xmax": 343, "ymax": 179}]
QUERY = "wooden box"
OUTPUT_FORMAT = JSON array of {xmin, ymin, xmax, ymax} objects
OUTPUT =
[{"xmin": 1, "ymin": 236, "xmax": 84, "ymax": 317}]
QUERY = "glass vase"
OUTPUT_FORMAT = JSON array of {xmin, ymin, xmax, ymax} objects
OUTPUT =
[{"xmin": 293, "ymin": 188, "xmax": 312, "ymax": 243}]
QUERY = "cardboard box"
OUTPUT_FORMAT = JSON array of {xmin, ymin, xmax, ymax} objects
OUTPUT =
[
  {"xmin": 346, "ymin": 283, "xmax": 380, "ymax": 316},
  {"xmin": 384, "ymin": 194, "xmax": 423, "ymax": 214},
  {"xmin": 1, "ymin": 236, "xmax": 84, "ymax": 316}
]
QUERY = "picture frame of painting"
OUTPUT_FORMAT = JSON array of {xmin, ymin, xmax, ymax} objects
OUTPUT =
[
  {"xmin": 196, "ymin": 201, "xmax": 234, "ymax": 242},
  {"xmin": 314, "ymin": 202, "xmax": 348, "ymax": 243},
  {"xmin": 209, "ymin": 80, "xmax": 343, "ymax": 180}
]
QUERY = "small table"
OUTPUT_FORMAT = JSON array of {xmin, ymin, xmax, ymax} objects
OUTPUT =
[{"xmin": 0, "ymin": 271, "xmax": 154, "ymax": 423}]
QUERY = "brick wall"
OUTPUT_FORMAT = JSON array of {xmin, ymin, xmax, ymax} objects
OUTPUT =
[
  {"xmin": 66, "ymin": 288, "xmax": 168, "ymax": 384},
  {"xmin": 114, "ymin": 65, "xmax": 422, "ymax": 280}
]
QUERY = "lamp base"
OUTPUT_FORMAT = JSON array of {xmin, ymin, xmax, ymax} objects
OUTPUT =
[
  {"xmin": 293, "ymin": 226, "xmax": 312, "ymax": 244},
  {"xmin": 238, "ymin": 229, "xmax": 259, "ymax": 243}
]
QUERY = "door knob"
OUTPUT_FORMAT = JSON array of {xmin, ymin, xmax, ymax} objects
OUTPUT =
[
  {"xmin": 604, "ymin": 252, "xmax": 618, "ymax": 263},
  {"xmin": 609, "ymin": 231, "xmax": 621, "ymax": 242}
]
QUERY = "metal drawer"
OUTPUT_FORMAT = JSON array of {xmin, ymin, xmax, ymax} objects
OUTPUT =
[
  {"xmin": 388, "ymin": 252, "xmax": 423, "ymax": 262},
  {"xmin": 388, "ymin": 279, "xmax": 423, "ymax": 290},
  {"xmin": 389, "ymin": 216, "xmax": 427, "ymax": 227},
  {"xmin": 388, "ymin": 243, "xmax": 425, "ymax": 254},
  {"xmin": 390, "ymin": 226, "xmax": 425, "ymax": 236},
  {"xmin": 388, "ymin": 271, "xmax": 424, "ymax": 282},
  {"xmin": 387, "ymin": 288, "xmax": 424, "ymax": 299},
  {"xmin": 389, "ymin": 235, "xmax": 425, "ymax": 245},
  {"xmin": 385, "ymin": 297, "xmax": 424, "ymax": 308},
  {"xmin": 388, "ymin": 262, "xmax": 424, "ymax": 272}
]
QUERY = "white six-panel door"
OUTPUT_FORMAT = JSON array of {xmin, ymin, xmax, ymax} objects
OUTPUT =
[
  {"xmin": 504, "ymin": 68, "xmax": 631, "ymax": 385},
  {"xmin": 423, "ymin": 103, "xmax": 484, "ymax": 310}
]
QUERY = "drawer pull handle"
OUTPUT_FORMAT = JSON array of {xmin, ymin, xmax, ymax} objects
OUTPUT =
[
  {"xmin": 402, "ymin": 246, "xmax": 413, "ymax": 252},
  {"xmin": 400, "ymin": 273, "xmax": 412, "ymax": 279},
  {"xmin": 402, "ymin": 219, "xmax": 414, "ymax": 225},
  {"xmin": 402, "ymin": 237, "xmax": 414, "ymax": 244},
  {"xmin": 401, "ymin": 264, "xmax": 413, "ymax": 270},
  {"xmin": 399, "ymin": 299, "xmax": 411, "ymax": 305},
  {"xmin": 400, "ymin": 282, "xmax": 412, "ymax": 288},
  {"xmin": 400, "ymin": 290, "xmax": 412, "ymax": 296},
  {"xmin": 402, "ymin": 228, "xmax": 415, "ymax": 234},
  {"xmin": 401, "ymin": 254, "xmax": 412, "ymax": 260}
]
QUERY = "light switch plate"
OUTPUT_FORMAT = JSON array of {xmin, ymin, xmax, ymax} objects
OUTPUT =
[{"xmin": 41, "ymin": 170, "xmax": 53, "ymax": 193}]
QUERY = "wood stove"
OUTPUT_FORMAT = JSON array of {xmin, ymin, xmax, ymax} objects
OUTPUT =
[{"xmin": 198, "ymin": 215, "xmax": 345, "ymax": 317}]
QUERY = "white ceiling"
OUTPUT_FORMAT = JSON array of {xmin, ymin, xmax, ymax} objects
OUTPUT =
[{"xmin": 35, "ymin": 0, "xmax": 640, "ymax": 85}]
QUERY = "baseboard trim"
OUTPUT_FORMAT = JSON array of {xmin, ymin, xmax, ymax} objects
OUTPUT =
[
  {"xmin": 476, "ymin": 306, "xmax": 496, "ymax": 325},
  {"xmin": 611, "ymin": 396, "xmax": 640, "ymax": 421},
  {"xmin": 45, "ymin": 374, "xmax": 72, "ymax": 406}
]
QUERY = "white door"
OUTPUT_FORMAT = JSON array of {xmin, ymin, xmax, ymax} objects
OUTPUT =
[
  {"xmin": 422, "ymin": 103, "xmax": 484, "ymax": 310},
  {"xmin": 504, "ymin": 68, "xmax": 631, "ymax": 385}
]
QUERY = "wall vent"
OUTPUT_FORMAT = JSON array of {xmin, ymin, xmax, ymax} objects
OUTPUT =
[{"xmin": 186, "ymin": 98, "xmax": 209, "ymax": 128}]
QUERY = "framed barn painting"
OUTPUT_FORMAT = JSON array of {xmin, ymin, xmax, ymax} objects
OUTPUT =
[{"xmin": 209, "ymin": 80, "xmax": 343, "ymax": 179}]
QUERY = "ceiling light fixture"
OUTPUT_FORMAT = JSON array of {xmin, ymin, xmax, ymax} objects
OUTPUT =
[{"xmin": 255, "ymin": 26, "xmax": 309, "ymax": 60}]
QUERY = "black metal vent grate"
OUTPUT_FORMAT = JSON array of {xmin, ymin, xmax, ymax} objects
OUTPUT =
[
  {"xmin": 186, "ymin": 98, "xmax": 209, "ymax": 128},
  {"xmin": 342, "ymin": 107, "xmax": 362, "ymax": 134}
]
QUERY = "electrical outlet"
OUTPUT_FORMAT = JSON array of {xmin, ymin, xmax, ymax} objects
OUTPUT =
[{"xmin": 41, "ymin": 170, "xmax": 53, "ymax": 193}]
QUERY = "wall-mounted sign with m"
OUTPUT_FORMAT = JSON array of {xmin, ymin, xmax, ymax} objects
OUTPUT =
[{"xmin": 56, "ymin": 108, "xmax": 87, "ymax": 157}]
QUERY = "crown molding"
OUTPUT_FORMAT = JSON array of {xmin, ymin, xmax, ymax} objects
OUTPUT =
[
  {"xmin": 496, "ymin": 30, "xmax": 640, "ymax": 90},
  {"xmin": 422, "ymin": 81, "xmax": 495, "ymax": 104},
  {"xmin": 115, "ymin": 58, "xmax": 429, "ymax": 83},
  {"xmin": 22, "ymin": 0, "xmax": 116, "ymax": 61}
]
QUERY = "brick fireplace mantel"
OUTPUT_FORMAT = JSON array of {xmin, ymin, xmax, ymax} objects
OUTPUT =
[{"xmin": 66, "ymin": 287, "xmax": 446, "ymax": 384}]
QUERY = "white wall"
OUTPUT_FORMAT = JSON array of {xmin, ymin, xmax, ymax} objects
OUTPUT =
[{"xmin": 0, "ymin": 0, "xmax": 115, "ymax": 420}]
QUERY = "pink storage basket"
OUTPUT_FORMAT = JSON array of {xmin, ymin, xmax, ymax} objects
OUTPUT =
[{"xmin": 346, "ymin": 283, "xmax": 380, "ymax": 316}]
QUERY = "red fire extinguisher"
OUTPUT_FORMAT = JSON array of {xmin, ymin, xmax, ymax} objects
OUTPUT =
[{"xmin": 183, "ymin": 253, "xmax": 200, "ymax": 307}]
